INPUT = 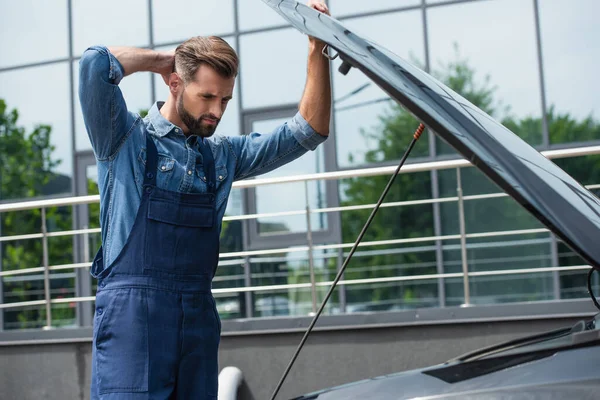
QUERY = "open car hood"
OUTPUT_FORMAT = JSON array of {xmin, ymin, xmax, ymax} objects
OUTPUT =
[{"xmin": 262, "ymin": 0, "xmax": 600, "ymax": 269}]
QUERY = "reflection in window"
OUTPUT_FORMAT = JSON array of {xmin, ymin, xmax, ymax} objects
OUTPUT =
[
  {"xmin": 344, "ymin": 242, "xmax": 441, "ymax": 312},
  {"xmin": 251, "ymin": 117, "xmax": 327, "ymax": 235},
  {"xmin": 438, "ymin": 163, "xmax": 555, "ymax": 305},
  {"xmin": 221, "ymin": 189, "xmax": 244, "ymax": 254},
  {"xmin": 553, "ymin": 154, "xmax": 600, "ymax": 299},
  {"xmin": 0, "ymin": 63, "xmax": 72, "ymax": 198},
  {"xmin": 331, "ymin": 0, "xmax": 419, "ymax": 17},
  {"xmin": 340, "ymin": 171, "xmax": 433, "ymax": 242},
  {"xmin": 339, "ymin": 169, "xmax": 438, "ymax": 309},
  {"xmin": 250, "ymin": 250, "xmax": 339, "ymax": 317},
  {"xmin": 213, "ymin": 257, "xmax": 246, "ymax": 319},
  {"xmin": 72, "ymin": 0, "xmax": 149, "ymax": 56},
  {"xmin": 238, "ymin": 0, "xmax": 289, "ymax": 31},
  {"xmin": 240, "ymin": 29, "xmax": 308, "ymax": 109},
  {"xmin": 0, "ymin": 0, "xmax": 68, "ymax": 69},
  {"xmin": 557, "ymin": 238, "xmax": 598, "ymax": 300},
  {"xmin": 152, "ymin": 0, "xmax": 234, "ymax": 44},
  {"xmin": 427, "ymin": 0, "xmax": 543, "ymax": 152},
  {"xmin": 539, "ymin": 0, "xmax": 600, "ymax": 145},
  {"xmin": 332, "ymin": 10, "xmax": 426, "ymax": 168},
  {"xmin": 444, "ymin": 236, "xmax": 555, "ymax": 306}
]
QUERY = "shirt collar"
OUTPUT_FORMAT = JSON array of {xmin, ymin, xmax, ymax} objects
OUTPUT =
[{"xmin": 148, "ymin": 101, "xmax": 182, "ymax": 138}]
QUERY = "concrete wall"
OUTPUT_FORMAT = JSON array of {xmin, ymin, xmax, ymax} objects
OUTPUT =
[{"xmin": 0, "ymin": 315, "xmax": 588, "ymax": 400}]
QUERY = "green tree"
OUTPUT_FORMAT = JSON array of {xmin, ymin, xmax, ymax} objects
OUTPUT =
[{"xmin": 0, "ymin": 99, "xmax": 75, "ymax": 329}]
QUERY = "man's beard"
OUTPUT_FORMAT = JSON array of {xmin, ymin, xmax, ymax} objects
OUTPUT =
[{"xmin": 177, "ymin": 94, "xmax": 220, "ymax": 138}]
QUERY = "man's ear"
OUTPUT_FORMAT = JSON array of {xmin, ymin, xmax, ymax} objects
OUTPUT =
[{"xmin": 169, "ymin": 73, "xmax": 182, "ymax": 94}]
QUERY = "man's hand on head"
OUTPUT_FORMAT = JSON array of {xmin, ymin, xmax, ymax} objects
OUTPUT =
[{"xmin": 157, "ymin": 50, "xmax": 175, "ymax": 86}]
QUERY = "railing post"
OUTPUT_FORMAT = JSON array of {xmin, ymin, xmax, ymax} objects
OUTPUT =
[
  {"xmin": 550, "ymin": 233, "xmax": 561, "ymax": 300},
  {"xmin": 41, "ymin": 207, "xmax": 53, "ymax": 329},
  {"xmin": 244, "ymin": 256, "xmax": 253, "ymax": 318},
  {"xmin": 76, "ymin": 224, "xmax": 94, "ymax": 327},
  {"xmin": 456, "ymin": 168, "xmax": 471, "ymax": 307},
  {"xmin": 305, "ymin": 181, "xmax": 318, "ymax": 315}
]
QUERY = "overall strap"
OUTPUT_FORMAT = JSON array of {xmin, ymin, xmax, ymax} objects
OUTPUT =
[
  {"xmin": 144, "ymin": 134, "xmax": 158, "ymax": 187},
  {"xmin": 199, "ymin": 139, "xmax": 216, "ymax": 194}
]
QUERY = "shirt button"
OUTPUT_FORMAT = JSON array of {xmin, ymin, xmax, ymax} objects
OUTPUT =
[
  {"xmin": 188, "ymin": 170, "xmax": 193, "ymax": 175},
  {"xmin": 202, "ymin": 176, "xmax": 207, "ymax": 181},
  {"xmin": 218, "ymin": 175, "xmax": 223, "ymax": 180},
  {"xmin": 161, "ymin": 165, "xmax": 166, "ymax": 171},
  {"xmin": 97, "ymin": 307, "xmax": 103, "ymax": 315},
  {"xmin": 175, "ymin": 128, "xmax": 180, "ymax": 133}
]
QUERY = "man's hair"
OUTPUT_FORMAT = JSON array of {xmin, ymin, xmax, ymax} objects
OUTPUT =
[{"xmin": 174, "ymin": 36, "xmax": 239, "ymax": 83}]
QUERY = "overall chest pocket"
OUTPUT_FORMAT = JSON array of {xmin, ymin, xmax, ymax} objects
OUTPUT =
[{"xmin": 144, "ymin": 192, "xmax": 219, "ymax": 278}]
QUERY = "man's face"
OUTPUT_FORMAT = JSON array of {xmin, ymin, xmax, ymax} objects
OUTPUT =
[{"xmin": 176, "ymin": 64, "xmax": 235, "ymax": 137}]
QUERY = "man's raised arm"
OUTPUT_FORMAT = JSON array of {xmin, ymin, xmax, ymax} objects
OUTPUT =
[{"xmin": 78, "ymin": 46, "xmax": 172, "ymax": 160}]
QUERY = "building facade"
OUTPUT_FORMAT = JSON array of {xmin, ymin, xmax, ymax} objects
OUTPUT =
[{"xmin": 0, "ymin": 0, "xmax": 599, "ymax": 330}]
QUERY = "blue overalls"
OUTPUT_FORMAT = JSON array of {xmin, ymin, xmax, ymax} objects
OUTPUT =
[{"xmin": 90, "ymin": 134, "xmax": 221, "ymax": 399}]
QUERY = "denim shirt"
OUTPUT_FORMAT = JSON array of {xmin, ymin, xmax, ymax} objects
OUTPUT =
[{"xmin": 79, "ymin": 46, "xmax": 327, "ymax": 267}]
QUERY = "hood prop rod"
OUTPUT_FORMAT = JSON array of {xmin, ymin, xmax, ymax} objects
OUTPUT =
[{"xmin": 270, "ymin": 123, "xmax": 426, "ymax": 400}]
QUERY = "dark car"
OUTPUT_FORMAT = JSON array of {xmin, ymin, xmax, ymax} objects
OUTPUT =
[{"xmin": 261, "ymin": 1, "xmax": 600, "ymax": 399}]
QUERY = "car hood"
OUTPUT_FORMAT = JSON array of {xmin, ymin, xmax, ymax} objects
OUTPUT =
[
  {"xmin": 292, "ymin": 344, "xmax": 600, "ymax": 399},
  {"xmin": 261, "ymin": 0, "xmax": 600, "ymax": 269}
]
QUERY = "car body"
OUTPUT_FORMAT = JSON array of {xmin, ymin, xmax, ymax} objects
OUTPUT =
[{"xmin": 261, "ymin": 1, "xmax": 600, "ymax": 398}]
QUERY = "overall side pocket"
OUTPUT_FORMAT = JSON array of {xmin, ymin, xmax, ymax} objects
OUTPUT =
[{"xmin": 95, "ymin": 288, "xmax": 149, "ymax": 394}]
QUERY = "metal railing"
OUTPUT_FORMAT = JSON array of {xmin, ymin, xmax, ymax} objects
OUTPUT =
[{"xmin": 0, "ymin": 145, "xmax": 599, "ymax": 329}]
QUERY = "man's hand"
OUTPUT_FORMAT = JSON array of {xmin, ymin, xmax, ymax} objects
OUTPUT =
[
  {"xmin": 298, "ymin": 0, "xmax": 332, "ymax": 136},
  {"xmin": 156, "ymin": 50, "xmax": 175, "ymax": 86},
  {"xmin": 307, "ymin": 1, "xmax": 330, "ymax": 46},
  {"xmin": 307, "ymin": 0, "xmax": 330, "ymax": 15},
  {"xmin": 108, "ymin": 47, "xmax": 175, "ymax": 84}
]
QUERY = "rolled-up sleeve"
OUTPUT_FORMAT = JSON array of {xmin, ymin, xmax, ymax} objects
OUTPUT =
[
  {"xmin": 79, "ymin": 46, "xmax": 134, "ymax": 160},
  {"xmin": 227, "ymin": 111, "xmax": 327, "ymax": 181},
  {"xmin": 288, "ymin": 112, "xmax": 327, "ymax": 151}
]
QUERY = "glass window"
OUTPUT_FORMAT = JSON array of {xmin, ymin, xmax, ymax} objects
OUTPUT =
[
  {"xmin": 553, "ymin": 154, "xmax": 600, "ymax": 298},
  {"xmin": 331, "ymin": 0, "xmax": 419, "ymax": 17},
  {"xmin": 213, "ymin": 258, "xmax": 247, "ymax": 319},
  {"xmin": 220, "ymin": 189, "xmax": 244, "ymax": 254},
  {"xmin": 0, "ymin": 0, "xmax": 69, "ymax": 69},
  {"xmin": 539, "ymin": 0, "xmax": 600, "ymax": 145},
  {"xmin": 250, "ymin": 250, "xmax": 340, "ymax": 317},
  {"xmin": 438, "ymin": 164, "xmax": 554, "ymax": 306},
  {"xmin": 74, "ymin": 60, "xmax": 152, "ymax": 151},
  {"xmin": 240, "ymin": 28, "xmax": 308, "ymax": 110},
  {"xmin": 251, "ymin": 117, "xmax": 327, "ymax": 235},
  {"xmin": 0, "ymin": 63, "xmax": 73, "ymax": 199},
  {"xmin": 332, "ymin": 10, "xmax": 427, "ymax": 168},
  {"xmin": 427, "ymin": 0, "xmax": 544, "ymax": 153},
  {"xmin": 339, "ymin": 169, "xmax": 435, "ymax": 310},
  {"xmin": 152, "ymin": 0, "xmax": 234, "ymax": 45},
  {"xmin": 238, "ymin": 0, "xmax": 289, "ymax": 31},
  {"xmin": 344, "ymin": 242, "xmax": 441, "ymax": 312},
  {"xmin": 72, "ymin": 0, "xmax": 149, "ymax": 57}
]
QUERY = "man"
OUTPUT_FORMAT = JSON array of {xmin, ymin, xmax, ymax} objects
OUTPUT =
[{"xmin": 79, "ymin": 1, "xmax": 331, "ymax": 398}]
